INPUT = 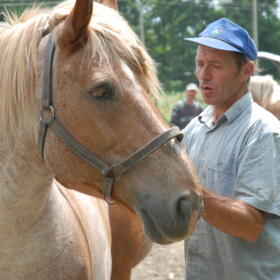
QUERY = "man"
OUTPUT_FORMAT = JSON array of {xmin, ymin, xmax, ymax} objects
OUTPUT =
[
  {"xmin": 182, "ymin": 18, "xmax": 280, "ymax": 279},
  {"xmin": 170, "ymin": 83, "xmax": 203, "ymax": 129}
]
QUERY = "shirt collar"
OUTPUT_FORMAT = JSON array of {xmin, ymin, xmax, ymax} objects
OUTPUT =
[
  {"xmin": 224, "ymin": 92, "xmax": 253, "ymax": 123},
  {"xmin": 198, "ymin": 92, "xmax": 253, "ymax": 129}
]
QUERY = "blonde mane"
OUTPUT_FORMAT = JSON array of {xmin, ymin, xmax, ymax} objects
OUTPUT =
[
  {"xmin": 0, "ymin": 1, "xmax": 161, "ymax": 144},
  {"xmin": 249, "ymin": 75, "xmax": 280, "ymax": 109}
]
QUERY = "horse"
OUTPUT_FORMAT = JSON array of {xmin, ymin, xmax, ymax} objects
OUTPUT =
[
  {"xmin": 0, "ymin": 0, "xmax": 202, "ymax": 279},
  {"xmin": 249, "ymin": 75, "xmax": 280, "ymax": 120}
]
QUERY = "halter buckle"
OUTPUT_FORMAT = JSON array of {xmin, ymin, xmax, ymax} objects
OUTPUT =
[{"xmin": 40, "ymin": 105, "xmax": 55, "ymax": 126}]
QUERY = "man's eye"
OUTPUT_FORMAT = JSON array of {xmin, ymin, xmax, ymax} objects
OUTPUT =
[
  {"xmin": 196, "ymin": 63, "xmax": 204, "ymax": 69},
  {"xmin": 213, "ymin": 64, "xmax": 222, "ymax": 69},
  {"xmin": 87, "ymin": 81, "xmax": 115, "ymax": 101}
]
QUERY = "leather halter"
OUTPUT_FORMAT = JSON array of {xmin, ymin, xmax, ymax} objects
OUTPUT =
[{"xmin": 38, "ymin": 35, "xmax": 183, "ymax": 204}]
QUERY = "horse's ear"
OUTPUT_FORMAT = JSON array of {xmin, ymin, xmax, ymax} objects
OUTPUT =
[
  {"xmin": 57, "ymin": 0, "xmax": 93, "ymax": 47},
  {"xmin": 100, "ymin": 0, "xmax": 118, "ymax": 11}
]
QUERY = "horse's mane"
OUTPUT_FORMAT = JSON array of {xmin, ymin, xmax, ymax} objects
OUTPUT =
[
  {"xmin": 249, "ymin": 75, "xmax": 280, "ymax": 108},
  {"xmin": 0, "ymin": 1, "xmax": 161, "ymax": 142}
]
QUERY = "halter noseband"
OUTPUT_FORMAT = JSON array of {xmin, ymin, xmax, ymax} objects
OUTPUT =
[{"xmin": 38, "ymin": 35, "xmax": 183, "ymax": 204}]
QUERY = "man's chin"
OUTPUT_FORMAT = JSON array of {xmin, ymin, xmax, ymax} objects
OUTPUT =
[{"xmin": 202, "ymin": 96, "xmax": 215, "ymax": 105}]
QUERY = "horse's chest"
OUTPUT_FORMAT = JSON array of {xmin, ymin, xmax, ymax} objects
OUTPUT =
[{"xmin": 0, "ymin": 190, "xmax": 111, "ymax": 280}]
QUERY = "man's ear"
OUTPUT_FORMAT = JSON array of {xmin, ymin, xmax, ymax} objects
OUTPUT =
[{"xmin": 243, "ymin": 61, "xmax": 255, "ymax": 80}]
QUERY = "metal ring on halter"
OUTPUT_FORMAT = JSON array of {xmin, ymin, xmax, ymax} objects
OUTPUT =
[
  {"xmin": 102, "ymin": 176, "xmax": 118, "ymax": 205},
  {"xmin": 104, "ymin": 194, "xmax": 117, "ymax": 205},
  {"xmin": 40, "ymin": 105, "xmax": 55, "ymax": 126}
]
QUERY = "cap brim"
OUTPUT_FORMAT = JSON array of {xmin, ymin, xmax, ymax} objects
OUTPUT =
[
  {"xmin": 187, "ymin": 87, "xmax": 197, "ymax": 91},
  {"xmin": 184, "ymin": 37, "xmax": 242, "ymax": 53}
]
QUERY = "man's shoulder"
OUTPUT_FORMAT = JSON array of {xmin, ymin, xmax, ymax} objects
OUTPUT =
[
  {"xmin": 173, "ymin": 100, "xmax": 186, "ymax": 110},
  {"xmin": 174, "ymin": 100, "xmax": 186, "ymax": 107},
  {"xmin": 193, "ymin": 101, "xmax": 204, "ymax": 110},
  {"xmin": 182, "ymin": 116, "xmax": 202, "ymax": 136},
  {"xmin": 181, "ymin": 117, "xmax": 203, "ymax": 150},
  {"xmin": 250, "ymin": 103, "xmax": 280, "ymax": 134}
]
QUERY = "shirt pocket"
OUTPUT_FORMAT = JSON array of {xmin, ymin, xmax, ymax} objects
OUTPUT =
[{"xmin": 207, "ymin": 160, "xmax": 236, "ymax": 197}]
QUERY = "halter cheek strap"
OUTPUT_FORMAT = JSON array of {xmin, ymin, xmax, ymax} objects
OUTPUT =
[{"xmin": 38, "ymin": 35, "xmax": 183, "ymax": 204}]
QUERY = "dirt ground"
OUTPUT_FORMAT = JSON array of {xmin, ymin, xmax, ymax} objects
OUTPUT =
[{"xmin": 132, "ymin": 241, "xmax": 185, "ymax": 280}]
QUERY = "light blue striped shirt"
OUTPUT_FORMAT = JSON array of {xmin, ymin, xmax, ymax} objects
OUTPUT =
[{"xmin": 182, "ymin": 92, "xmax": 280, "ymax": 280}]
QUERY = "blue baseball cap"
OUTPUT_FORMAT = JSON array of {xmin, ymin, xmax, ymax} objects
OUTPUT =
[{"xmin": 184, "ymin": 18, "xmax": 257, "ymax": 61}]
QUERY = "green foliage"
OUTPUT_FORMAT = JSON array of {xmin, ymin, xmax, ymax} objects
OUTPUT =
[
  {"xmin": 119, "ymin": 0, "xmax": 280, "ymax": 90},
  {"xmin": 219, "ymin": 0, "xmax": 280, "ymax": 80}
]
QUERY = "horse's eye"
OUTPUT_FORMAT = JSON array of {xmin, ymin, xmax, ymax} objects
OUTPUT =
[{"xmin": 87, "ymin": 81, "xmax": 115, "ymax": 101}]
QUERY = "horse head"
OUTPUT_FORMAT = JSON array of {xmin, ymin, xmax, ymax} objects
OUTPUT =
[{"xmin": 35, "ymin": 0, "xmax": 202, "ymax": 244}]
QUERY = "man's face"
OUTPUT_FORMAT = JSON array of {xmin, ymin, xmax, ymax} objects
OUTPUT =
[
  {"xmin": 186, "ymin": 90, "xmax": 197, "ymax": 99},
  {"xmin": 195, "ymin": 45, "xmax": 251, "ymax": 110}
]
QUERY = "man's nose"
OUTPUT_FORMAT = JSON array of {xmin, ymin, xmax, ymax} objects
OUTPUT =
[{"xmin": 197, "ymin": 66, "xmax": 211, "ymax": 81}]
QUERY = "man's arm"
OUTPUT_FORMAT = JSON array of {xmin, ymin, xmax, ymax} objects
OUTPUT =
[{"xmin": 202, "ymin": 186, "xmax": 267, "ymax": 242}]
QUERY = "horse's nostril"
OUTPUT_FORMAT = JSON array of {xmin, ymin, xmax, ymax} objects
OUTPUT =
[{"xmin": 176, "ymin": 196, "xmax": 193, "ymax": 223}]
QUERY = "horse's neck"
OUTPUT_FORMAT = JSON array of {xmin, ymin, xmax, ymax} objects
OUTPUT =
[{"xmin": 0, "ymin": 137, "xmax": 53, "ymax": 232}]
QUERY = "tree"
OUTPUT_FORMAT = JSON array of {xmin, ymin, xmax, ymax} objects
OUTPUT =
[
  {"xmin": 119, "ymin": 0, "xmax": 280, "ymax": 91},
  {"xmin": 220, "ymin": 0, "xmax": 280, "ymax": 80}
]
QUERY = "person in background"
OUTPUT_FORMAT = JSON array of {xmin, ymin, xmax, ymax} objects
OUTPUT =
[
  {"xmin": 170, "ymin": 83, "xmax": 203, "ymax": 129},
  {"xmin": 183, "ymin": 18, "xmax": 280, "ymax": 280}
]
